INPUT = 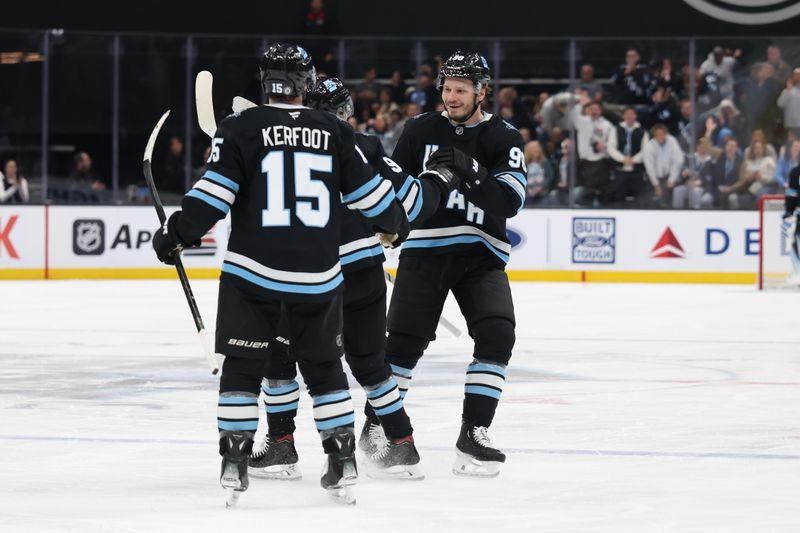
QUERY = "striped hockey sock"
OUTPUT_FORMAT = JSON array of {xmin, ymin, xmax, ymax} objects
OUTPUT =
[
  {"xmin": 312, "ymin": 390, "xmax": 355, "ymax": 433},
  {"xmin": 390, "ymin": 364, "xmax": 413, "ymax": 399},
  {"xmin": 463, "ymin": 360, "xmax": 507, "ymax": 426},
  {"xmin": 262, "ymin": 379, "xmax": 300, "ymax": 437},
  {"xmin": 217, "ymin": 392, "xmax": 259, "ymax": 434},
  {"xmin": 365, "ymin": 377, "xmax": 404, "ymax": 416}
]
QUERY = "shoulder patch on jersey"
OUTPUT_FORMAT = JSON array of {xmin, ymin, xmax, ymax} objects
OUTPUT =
[{"xmin": 502, "ymin": 119, "xmax": 518, "ymax": 131}]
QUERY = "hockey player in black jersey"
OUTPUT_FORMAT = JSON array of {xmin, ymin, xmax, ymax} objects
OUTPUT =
[
  {"xmin": 152, "ymin": 44, "xmax": 412, "ymax": 506},
  {"xmin": 250, "ymin": 77, "xmax": 459, "ymax": 481},
  {"xmin": 367, "ymin": 51, "xmax": 526, "ymax": 478},
  {"xmin": 783, "ymin": 166, "xmax": 800, "ymax": 283}
]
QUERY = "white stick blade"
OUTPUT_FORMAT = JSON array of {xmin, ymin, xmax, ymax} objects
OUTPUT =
[
  {"xmin": 143, "ymin": 110, "xmax": 171, "ymax": 162},
  {"xmin": 232, "ymin": 96, "xmax": 258, "ymax": 113},
  {"xmin": 195, "ymin": 70, "xmax": 217, "ymax": 138}
]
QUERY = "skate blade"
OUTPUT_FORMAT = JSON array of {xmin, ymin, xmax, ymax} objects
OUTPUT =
[
  {"xmin": 365, "ymin": 462, "xmax": 425, "ymax": 481},
  {"xmin": 452, "ymin": 451, "xmax": 502, "ymax": 478},
  {"xmin": 225, "ymin": 487, "xmax": 241, "ymax": 508},
  {"xmin": 326, "ymin": 485, "xmax": 356, "ymax": 505},
  {"xmin": 249, "ymin": 464, "xmax": 302, "ymax": 481}
]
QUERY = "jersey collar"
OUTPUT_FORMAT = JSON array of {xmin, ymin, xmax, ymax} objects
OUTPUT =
[
  {"xmin": 441, "ymin": 110, "xmax": 493, "ymax": 128},
  {"xmin": 267, "ymin": 103, "xmax": 310, "ymax": 110}
]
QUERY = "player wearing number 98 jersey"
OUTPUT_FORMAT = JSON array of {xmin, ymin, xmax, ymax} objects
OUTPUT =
[
  {"xmin": 371, "ymin": 51, "xmax": 526, "ymax": 478},
  {"xmin": 152, "ymin": 43, "xmax": 412, "ymax": 505}
]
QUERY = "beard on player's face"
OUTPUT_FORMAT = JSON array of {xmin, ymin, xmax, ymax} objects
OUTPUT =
[{"xmin": 442, "ymin": 79, "xmax": 484, "ymax": 123}]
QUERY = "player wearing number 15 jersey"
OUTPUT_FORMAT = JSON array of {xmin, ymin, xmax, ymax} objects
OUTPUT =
[
  {"xmin": 368, "ymin": 51, "xmax": 526, "ymax": 478},
  {"xmin": 152, "ymin": 43, "xmax": 437, "ymax": 506}
]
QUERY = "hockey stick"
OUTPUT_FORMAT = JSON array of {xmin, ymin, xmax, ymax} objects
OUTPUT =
[
  {"xmin": 232, "ymin": 96, "xmax": 258, "ymax": 113},
  {"xmin": 195, "ymin": 71, "xmax": 217, "ymax": 137},
  {"xmin": 143, "ymin": 110, "xmax": 220, "ymax": 375},
  {"xmin": 383, "ymin": 270, "xmax": 463, "ymax": 338}
]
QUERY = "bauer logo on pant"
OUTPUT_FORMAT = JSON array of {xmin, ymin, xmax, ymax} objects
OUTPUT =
[
  {"xmin": 572, "ymin": 217, "xmax": 615, "ymax": 264},
  {"xmin": 73, "ymin": 219, "xmax": 105, "ymax": 255}
]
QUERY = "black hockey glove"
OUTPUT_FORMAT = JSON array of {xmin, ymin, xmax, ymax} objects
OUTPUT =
[
  {"xmin": 375, "ymin": 214, "xmax": 410, "ymax": 249},
  {"xmin": 152, "ymin": 211, "xmax": 200, "ymax": 265},
  {"xmin": 418, "ymin": 165, "xmax": 463, "ymax": 195},
  {"xmin": 427, "ymin": 146, "xmax": 488, "ymax": 191}
]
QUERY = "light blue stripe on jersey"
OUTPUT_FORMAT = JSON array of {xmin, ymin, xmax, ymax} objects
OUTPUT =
[
  {"xmin": 396, "ymin": 175, "xmax": 415, "ymax": 199},
  {"xmin": 501, "ymin": 171, "xmax": 527, "ymax": 188},
  {"xmin": 468, "ymin": 362, "xmax": 507, "ymax": 378},
  {"xmin": 218, "ymin": 395, "xmax": 259, "ymax": 405},
  {"xmin": 498, "ymin": 176, "xmax": 525, "ymax": 203},
  {"xmin": 203, "ymin": 170, "xmax": 240, "ymax": 192},
  {"xmin": 313, "ymin": 391, "xmax": 351, "ymax": 406},
  {"xmin": 218, "ymin": 419, "xmax": 259, "ymax": 431},
  {"xmin": 464, "ymin": 385, "xmax": 502, "ymax": 399},
  {"xmin": 404, "ymin": 236, "xmax": 510, "ymax": 264},
  {"xmin": 340, "ymin": 245, "xmax": 384, "ymax": 265},
  {"xmin": 361, "ymin": 191, "xmax": 395, "ymax": 218},
  {"xmin": 264, "ymin": 382, "xmax": 300, "ymax": 395},
  {"xmin": 366, "ymin": 379, "xmax": 398, "ymax": 399},
  {"xmin": 407, "ymin": 188, "xmax": 424, "ymax": 222},
  {"xmin": 315, "ymin": 414, "xmax": 356, "ymax": 431},
  {"xmin": 186, "ymin": 189, "xmax": 230, "ymax": 214},
  {"xmin": 222, "ymin": 264, "xmax": 344, "ymax": 294},
  {"xmin": 266, "ymin": 401, "xmax": 299, "ymax": 414},
  {"xmin": 390, "ymin": 364, "xmax": 413, "ymax": 378},
  {"xmin": 342, "ymin": 174, "xmax": 382, "ymax": 203}
]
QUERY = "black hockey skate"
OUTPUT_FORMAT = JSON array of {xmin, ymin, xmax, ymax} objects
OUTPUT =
[
  {"xmin": 366, "ymin": 434, "xmax": 424, "ymax": 480},
  {"xmin": 248, "ymin": 434, "xmax": 301, "ymax": 480},
  {"xmin": 358, "ymin": 413, "xmax": 383, "ymax": 456},
  {"xmin": 219, "ymin": 431, "xmax": 254, "ymax": 508},
  {"xmin": 320, "ymin": 427, "xmax": 358, "ymax": 505},
  {"xmin": 453, "ymin": 421, "xmax": 505, "ymax": 478}
]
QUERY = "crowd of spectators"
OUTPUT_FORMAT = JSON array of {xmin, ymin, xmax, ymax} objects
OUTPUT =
[{"xmin": 338, "ymin": 42, "xmax": 800, "ymax": 210}]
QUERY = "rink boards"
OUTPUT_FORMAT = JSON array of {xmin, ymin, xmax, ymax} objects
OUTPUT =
[{"xmin": 0, "ymin": 205, "xmax": 767, "ymax": 283}]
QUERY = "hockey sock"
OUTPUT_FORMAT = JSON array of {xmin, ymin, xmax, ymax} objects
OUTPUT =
[
  {"xmin": 463, "ymin": 360, "xmax": 507, "ymax": 427},
  {"xmin": 365, "ymin": 377, "xmax": 412, "ymax": 439},
  {"xmin": 262, "ymin": 379, "xmax": 300, "ymax": 437},
  {"xmin": 217, "ymin": 391, "xmax": 259, "ymax": 435},
  {"xmin": 390, "ymin": 364, "xmax": 413, "ymax": 399},
  {"xmin": 312, "ymin": 390, "xmax": 355, "ymax": 434}
]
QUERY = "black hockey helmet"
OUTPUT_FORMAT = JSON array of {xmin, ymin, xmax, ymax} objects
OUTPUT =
[
  {"xmin": 259, "ymin": 43, "xmax": 316, "ymax": 97},
  {"xmin": 308, "ymin": 77, "xmax": 354, "ymax": 121},
  {"xmin": 436, "ymin": 51, "xmax": 491, "ymax": 92}
]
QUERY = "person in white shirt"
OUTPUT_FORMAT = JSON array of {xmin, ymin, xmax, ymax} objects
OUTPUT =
[
  {"xmin": 572, "ymin": 96, "xmax": 614, "ymax": 205},
  {"xmin": 0, "ymin": 159, "xmax": 30, "ymax": 204},
  {"xmin": 731, "ymin": 140, "xmax": 777, "ymax": 209},
  {"xmin": 606, "ymin": 107, "xmax": 649, "ymax": 205},
  {"xmin": 643, "ymin": 124, "xmax": 685, "ymax": 207},
  {"xmin": 699, "ymin": 46, "xmax": 739, "ymax": 100}
]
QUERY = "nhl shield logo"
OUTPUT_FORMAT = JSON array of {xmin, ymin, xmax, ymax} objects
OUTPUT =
[
  {"xmin": 73, "ymin": 219, "xmax": 105, "ymax": 255},
  {"xmin": 455, "ymin": 126, "xmax": 464, "ymax": 135}
]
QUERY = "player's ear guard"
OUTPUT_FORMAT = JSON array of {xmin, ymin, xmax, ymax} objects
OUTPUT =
[
  {"xmin": 426, "ymin": 146, "xmax": 488, "ymax": 190},
  {"xmin": 152, "ymin": 211, "xmax": 201, "ymax": 265}
]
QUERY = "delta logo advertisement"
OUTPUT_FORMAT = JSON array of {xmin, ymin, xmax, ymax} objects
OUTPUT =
[{"xmin": 650, "ymin": 226, "xmax": 686, "ymax": 259}]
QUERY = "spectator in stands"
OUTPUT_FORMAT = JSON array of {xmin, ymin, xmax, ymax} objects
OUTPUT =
[
  {"xmin": 676, "ymin": 99, "xmax": 694, "ymax": 152},
  {"xmin": 607, "ymin": 107, "xmax": 649, "ymax": 205},
  {"xmin": 743, "ymin": 63, "xmax": 781, "ymax": 142},
  {"xmin": 699, "ymin": 46, "xmax": 739, "ymax": 99},
  {"xmin": 653, "ymin": 58, "xmax": 683, "ymax": 100},
  {"xmin": 408, "ymin": 70, "xmax": 438, "ymax": 113},
  {"xmin": 674, "ymin": 140, "xmax": 714, "ymax": 209},
  {"xmin": 498, "ymin": 86, "xmax": 535, "ymax": 131},
  {"xmin": 775, "ymin": 138, "xmax": 800, "ymax": 190},
  {"xmin": 0, "ymin": 159, "xmax": 29, "ymax": 203},
  {"xmin": 356, "ymin": 67, "xmax": 382, "ymax": 103},
  {"xmin": 69, "ymin": 151, "xmax": 105, "ymax": 191},
  {"xmin": 573, "ymin": 97, "xmax": 614, "ymax": 205},
  {"xmin": 766, "ymin": 45, "xmax": 792, "ymax": 84},
  {"xmin": 647, "ymin": 86, "xmax": 680, "ymax": 134},
  {"xmin": 569, "ymin": 64, "xmax": 601, "ymax": 100},
  {"xmin": 731, "ymin": 139, "xmax": 777, "ymax": 208},
  {"xmin": 518, "ymin": 127, "xmax": 532, "ymax": 145},
  {"xmin": 523, "ymin": 140, "xmax": 557, "ymax": 206},
  {"xmin": 552, "ymin": 138, "xmax": 572, "ymax": 206},
  {"xmin": 713, "ymin": 138, "xmax": 744, "ymax": 208},
  {"xmin": 611, "ymin": 48, "xmax": 651, "ymax": 105},
  {"xmin": 743, "ymin": 129, "xmax": 777, "ymax": 160},
  {"xmin": 301, "ymin": 0, "xmax": 337, "ymax": 75},
  {"xmin": 777, "ymin": 68, "xmax": 800, "ymax": 137},
  {"xmin": 701, "ymin": 99, "xmax": 746, "ymax": 151},
  {"xmin": 161, "ymin": 135, "xmax": 185, "ymax": 194},
  {"xmin": 643, "ymin": 123, "xmax": 684, "ymax": 206},
  {"xmin": 388, "ymin": 70, "xmax": 408, "ymax": 105},
  {"xmin": 539, "ymin": 92, "xmax": 578, "ymax": 133},
  {"xmin": 375, "ymin": 87, "xmax": 399, "ymax": 117}
]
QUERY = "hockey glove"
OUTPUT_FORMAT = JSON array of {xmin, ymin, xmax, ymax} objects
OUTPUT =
[
  {"xmin": 427, "ymin": 146, "xmax": 488, "ymax": 191},
  {"xmin": 152, "ymin": 211, "xmax": 200, "ymax": 265},
  {"xmin": 781, "ymin": 214, "xmax": 797, "ymax": 240},
  {"xmin": 375, "ymin": 214, "xmax": 410, "ymax": 249},
  {"xmin": 419, "ymin": 166, "xmax": 463, "ymax": 195}
]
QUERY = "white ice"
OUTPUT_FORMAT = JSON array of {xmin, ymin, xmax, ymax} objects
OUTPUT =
[{"xmin": 1, "ymin": 280, "xmax": 799, "ymax": 532}]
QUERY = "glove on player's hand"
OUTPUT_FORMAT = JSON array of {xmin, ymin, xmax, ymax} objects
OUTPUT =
[
  {"xmin": 427, "ymin": 146, "xmax": 488, "ymax": 191},
  {"xmin": 152, "ymin": 211, "xmax": 200, "ymax": 265},
  {"xmin": 376, "ymin": 214, "xmax": 411, "ymax": 249}
]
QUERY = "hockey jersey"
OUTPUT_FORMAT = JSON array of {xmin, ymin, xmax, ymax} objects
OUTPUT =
[
  {"xmin": 176, "ymin": 103, "xmax": 407, "ymax": 300},
  {"xmin": 390, "ymin": 111, "xmax": 525, "ymax": 268},
  {"xmin": 787, "ymin": 165, "xmax": 799, "ymax": 216},
  {"xmin": 340, "ymin": 131, "xmax": 442, "ymax": 273}
]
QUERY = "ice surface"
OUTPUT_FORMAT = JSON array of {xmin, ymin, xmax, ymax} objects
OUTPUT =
[{"xmin": 1, "ymin": 280, "xmax": 798, "ymax": 532}]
